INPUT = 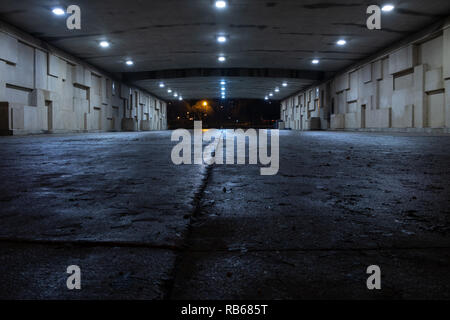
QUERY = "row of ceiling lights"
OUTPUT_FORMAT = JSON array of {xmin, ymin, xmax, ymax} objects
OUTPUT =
[
  {"xmin": 217, "ymin": 1, "xmax": 228, "ymax": 99},
  {"xmin": 52, "ymin": 6, "xmax": 182, "ymax": 99},
  {"xmin": 136, "ymin": 1, "xmax": 230, "ymax": 101},
  {"xmin": 51, "ymin": 7, "xmax": 136, "ymax": 67},
  {"xmin": 263, "ymin": 4, "xmax": 395, "ymax": 100},
  {"xmin": 51, "ymin": 2, "xmax": 396, "ymax": 101},
  {"xmin": 158, "ymin": 83, "xmax": 183, "ymax": 101},
  {"xmin": 309, "ymin": 4, "xmax": 395, "ymax": 66},
  {"xmin": 265, "ymin": 82, "xmax": 288, "ymax": 100}
]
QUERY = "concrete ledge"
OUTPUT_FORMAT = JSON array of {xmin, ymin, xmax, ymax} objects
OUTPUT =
[
  {"xmin": 122, "ymin": 118, "xmax": 138, "ymax": 131},
  {"xmin": 140, "ymin": 120, "xmax": 151, "ymax": 131},
  {"xmin": 366, "ymin": 108, "xmax": 391, "ymax": 128},
  {"xmin": 330, "ymin": 114, "xmax": 345, "ymax": 129},
  {"xmin": 392, "ymin": 104, "xmax": 414, "ymax": 128},
  {"xmin": 308, "ymin": 117, "xmax": 321, "ymax": 130},
  {"xmin": 344, "ymin": 112, "xmax": 360, "ymax": 129}
]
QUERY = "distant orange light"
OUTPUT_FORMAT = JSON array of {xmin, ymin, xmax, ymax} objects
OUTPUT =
[{"xmin": 203, "ymin": 101, "xmax": 208, "ymax": 106}]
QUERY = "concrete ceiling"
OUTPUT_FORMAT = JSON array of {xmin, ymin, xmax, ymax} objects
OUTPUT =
[{"xmin": 1, "ymin": 0, "xmax": 449, "ymax": 100}]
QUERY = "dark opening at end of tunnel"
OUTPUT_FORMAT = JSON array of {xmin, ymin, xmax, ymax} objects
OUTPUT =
[{"xmin": 167, "ymin": 99, "xmax": 281, "ymax": 129}]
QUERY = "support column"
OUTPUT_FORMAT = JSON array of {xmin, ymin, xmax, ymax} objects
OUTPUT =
[
  {"xmin": 444, "ymin": 25, "xmax": 450, "ymax": 128},
  {"xmin": 414, "ymin": 64, "xmax": 427, "ymax": 128},
  {"xmin": 445, "ymin": 80, "xmax": 450, "ymax": 129}
]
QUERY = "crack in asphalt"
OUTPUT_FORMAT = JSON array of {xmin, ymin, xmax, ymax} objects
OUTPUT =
[{"xmin": 163, "ymin": 133, "xmax": 222, "ymax": 300}]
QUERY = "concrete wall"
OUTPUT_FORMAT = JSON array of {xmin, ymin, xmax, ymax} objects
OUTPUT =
[
  {"xmin": 281, "ymin": 18, "xmax": 450, "ymax": 133},
  {"xmin": 0, "ymin": 24, "xmax": 167, "ymax": 135}
]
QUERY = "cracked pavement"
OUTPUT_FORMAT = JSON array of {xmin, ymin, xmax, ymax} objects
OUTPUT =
[{"xmin": 0, "ymin": 131, "xmax": 449, "ymax": 299}]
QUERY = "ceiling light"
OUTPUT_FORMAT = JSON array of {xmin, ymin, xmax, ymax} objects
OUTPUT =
[
  {"xmin": 215, "ymin": 1, "xmax": 227, "ymax": 9},
  {"xmin": 265, "ymin": 96, "xmax": 269, "ymax": 100},
  {"xmin": 337, "ymin": 39, "xmax": 347, "ymax": 46},
  {"xmin": 312, "ymin": 59, "xmax": 320, "ymax": 64},
  {"xmin": 159, "ymin": 83, "xmax": 165, "ymax": 88},
  {"xmin": 168, "ymin": 89, "xmax": 172, "ymax": 93},
  {"xmin": 99, "ymin": 41, "xmax": 110, "ymax": 48},
  {"xmin": 221, "ymin": 87, "xmax": 226, "ymax": 91},
  {"xmin": 218, "ymin": 56, "xmax": 226, "ymax": 62},
  {"xmin": 52, "ymin": 8, "xmax": 65, "ymax": 16},
  {"xmin": 125, "ymin": 60, "xmax": 134, "ymax": 66},
  {"xmin": 217, "ymin": 35, "xmax": 227, "ymax": 43},
  {"xmin": 282, "ymin": 82, "xmax": 288, "ymax": 87},
  {"xmin": 221, "ymin": 81, "xmax": 226, "ymax": 85},
  {"xmin": 275, "ymin": 87, "xmax": 280, "ymax": 93},
  {"xmin": 382, "ymin": 4, "xmax": 395, "ymax": 12},
  {"xmin": 174, "ymin": 93, "xmax": 178, "ymax": 97},
  {"xmin": 269, "ymin": 93, "xmax": 273, "ymax": 97},
  {"xmin": 179, "ymin": 96, "xmax": 183, "ymax": 101}
]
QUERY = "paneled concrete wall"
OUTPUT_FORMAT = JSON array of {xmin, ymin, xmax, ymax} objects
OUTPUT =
[
  {"xmin": 0, "ymin": 25, "xmax": 167, "ymax": 135},
  {"xmin": 281, "ymin": 18, "xmax": 450, "ymax": 132}
]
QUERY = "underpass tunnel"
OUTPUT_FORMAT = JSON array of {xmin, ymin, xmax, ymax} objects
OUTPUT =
[{"xmin": 0, "ymin": 1, "xmax": 450, "ymax": 301}]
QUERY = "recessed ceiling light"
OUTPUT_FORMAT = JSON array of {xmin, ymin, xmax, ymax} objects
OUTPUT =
[
  {"xmin": 168, "ymin": 89, "xmax": 172, "ymax": 93},
  {"xmin": 221, "ymin": 87, "xmax": 226, "ymax": 91},
  {"xmin": 265, "ymin": 96, "xmax": 269, "ymax": 100},
  {"xmin": 174, "ymin": 93, "xmax": 178, "ymax": 97},
  {"xmin": 179, "ymin": 96, "xmax": 183, "ymax": 101},
  {"xmin": 282, "ymin": 82, "xmax": 288, "ymax": 87},
  {"xmin": 159, "ymin": 83, "xmax": 165, "ymax": 88},
  {"xmin": 218, "ymin": 56, "xmax": 226, "ymax": 62},
  {"xmin": 337, "ymin": 39, "xmax": 347, "ymax": 46},
  {"xmin": 217, "ymin": 35, "xmax": 227, "ymax": 43},
  {"xmin": 275, "ymin": 88, "xmax": 280, "ymax": 93},
  {"xmin": 312, "ymin": 59, "xmax": 320, "ymax": 64},
  {"xmin": 269, "ymin": 93, "xmax": 273, "ymax": 97},
  {"xmin": 215, "ymin": 1, "xmax": 227, "ymax": 9},
  {"xmin": 52, "ymin": 8, "xmax": 65, "ymax": 16},
  {"xmin": 220, "ymin": 81, "xmax": 226, "ymax": 85},
  {"xmin": 382, "ymin": 4, "xmax": 395, "ymax": 12},
  {"xmin": 125, "ymin": 60, "xmax": 134, "ymax": 66},
  {"xmin": 99, "ymin": 41, "xmax": 110, "ymax": 48}
]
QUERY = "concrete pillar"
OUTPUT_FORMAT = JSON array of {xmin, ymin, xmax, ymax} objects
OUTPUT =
[
  {"xmin": 0, "ymin": 79, "xmax": 6, "ymax": 101},
  {"xmin": 414, "ymin": 64, "xmax": 427, "ymax": 128},
  {"xmin": 446, "ymin": 80, "xmax": 450, "ymax": 129},
  {"xmin": 443, "ymin": 25, "xmax": 450, "ymax": 80},
  {"xmin": 444, "ymin": 26, "xmax": 450, "ymax": 128}
]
